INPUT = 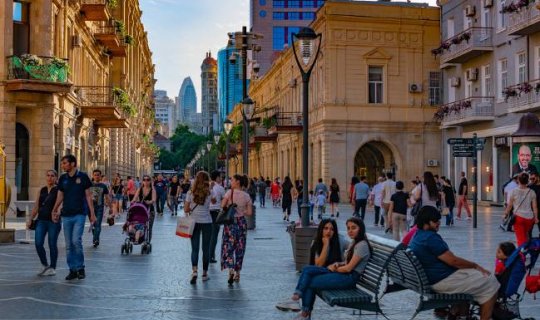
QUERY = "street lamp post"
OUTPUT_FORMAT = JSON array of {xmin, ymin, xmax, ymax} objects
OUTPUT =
[
  {"xmin": 292, "ymin": 27, "xmax": 322, "ymax": 228},
  {"xmin": 241, "ymin": 97, "xmax": 254, "ymax": 175},
  {"xmin": 224, "ymin": 119, "xmax": 233, "ymax": 185},
  {"xmin": 206, "ymin": 142, "xmax": 212, "ymax": 172},
  {"xmin": 201, "ymin": 148, "xmax": 206, "ymax": 171},
  {"xmin": 214, "ymin": 134, "xmax": 220, "ymax": 171}
]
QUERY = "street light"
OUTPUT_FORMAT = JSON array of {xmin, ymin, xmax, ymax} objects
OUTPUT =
[
  {"xmin": 224, "ymin": 119, "xmax": 233, "ymax": 185},
  {"xmin": 241, "ymin": 97, "xmax": 255, "ymax": 174},
  {"xmin": 206, "ymin": 141, "xmax": 212, "ymax": 171},
  {"xmin": 292, "ymin": 27, "xmax": 322, "ymax": 228},
  {"xmin": 214, "ymin": 134, "xmax": 220, "ymax": 171}
]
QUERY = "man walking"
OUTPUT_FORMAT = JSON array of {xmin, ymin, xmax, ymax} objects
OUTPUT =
[
  {"xmin": 370, "ymin": 176, "xmax": 385, "ymax": 227},
  {"xmin": 456, "ymin": 172, "xmax": 472, "ymax": 220},
  {"xmin": 52, "ymin": 155, "xmax": 95, "ymax": 280},
  {"xmin": 257, "ymin": 176, "xmax": 267, "ymax": 208},
  {"xmin": 209, "ymin": 171, "xmax": 225, "ymax": 263},
  {"xmin": 154, "ymin": 174, "xmax": 167, "ymax": 216},
  {"xmin": 381, "ymin": 172, "xmax": 396, "ymax": 227},
  {"xmin": 352, "ymin": 176, "xmax": 370, "ymax": 220},
  {"xmin": 314, "ymin": 178, "xmax": 328, "ymax": 198},
  {"xmin": 90, "ymin": 169, "xmax": 109, "ymax": 248}
]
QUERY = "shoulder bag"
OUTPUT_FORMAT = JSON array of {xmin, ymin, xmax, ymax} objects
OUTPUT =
[
  {"xmin": 216, "ymin": 189, "xmax": 237, "ymax": 225},
  {"xmin": 504, "ymin": 189, "xmax": 531, "ymax": 226},
  {"xmin": 410, "ymin": 184, "xmax": 423, "ymax": 218}
]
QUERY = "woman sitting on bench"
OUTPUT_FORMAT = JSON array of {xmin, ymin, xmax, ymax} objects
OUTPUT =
[{"xmin": 276, "ymin": 217, "xmax": 371, "ymax": 320}]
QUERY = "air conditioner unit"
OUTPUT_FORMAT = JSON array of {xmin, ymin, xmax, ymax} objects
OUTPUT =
[
  {"xmin": 484, "ymin": 0, "xmax": 493, "ymax": 8},
  {"xmin": 466, "ymin": 68, "xmax": 479, "ymax": 81},
  {"xmin": 409, "ymin": 83, "xmax": 423, "ymax": 93},
  {"xmin": 427, "ymin": 159, "xmax": 439, "ymax": 167},
  {"xmin": 71, "ymin": 35, "xmax": 82, "ymax": 48},
  {"xmin": 465, "ymin": 5, "xmax": 476, "ymax": 17},
  {"xmin": 450, "ymin": 77, "xmax": 461, "ymax": 87}
]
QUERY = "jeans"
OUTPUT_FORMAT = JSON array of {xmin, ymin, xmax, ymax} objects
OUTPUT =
[
  {"xmin": 445, "ymin": 205, "xmax": 454, "ymax": 226},
  {"xmin": 259, "ymin": 192, "xmax": 265, "ymax": 207},
  {"xmin": 354, "ymin": 199, "xmax": 367, "ymax": 219},
  {"xmin": 295, "ymin": 265, "xmax": 359, "ymax": 312},
  {"xmin": 191, "ymin": 223, "xmax": 212, "ymax": 271},
  {"xmin": 392, "ymin": 213, "xmax": 407, "ymax": 241},
  {"xmin": 209, "ymin": 210, "xmax": 221, "ymax": 260},
  {"xmin": 35, "ymin": 219, "xmax": 61, "ymax": 269},
  {"xmin": 156, "ymin": 192, "xmax": 166, "ymax": 213},
  {"xmin": 92, "ymin": 206, "xmax": 104, "ymax": 243},
  {"xmin": 297, "ymin": 198, "xmax": 303, "ymax": 218},
  {"xmin": 374, "ymin": 206, "xmax": 384, "ymax": 226},
  {"xmin": 169, "ymin": 195, "xmax": 179, "ymax": 214},
  {"xmin": 62, "ymin": 214, "xmax": 86, "ymax": 271}
]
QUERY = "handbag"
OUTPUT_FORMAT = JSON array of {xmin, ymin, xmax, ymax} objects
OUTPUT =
[
  {"xmin": 28, "ymin": 219, "xmax": 37, "ymax": 230},
  {"xmin": 216, "ymin": 189, "xmax": 237, "ymax": 225},
  {"xmin": 525, "ymin": 274, "xmax": 540, "ymax": 296},
  {"xmin": 176, "ymin": 216, "xmax": 195, "ymax": 238},
  {"xmin": 410, "ymin": 185, "xmax": 423, "ymax": 218}
]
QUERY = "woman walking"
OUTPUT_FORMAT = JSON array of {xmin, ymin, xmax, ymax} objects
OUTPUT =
[
  {"xmin": 28, "ymin": 170, "xmax": 60, "ymax": 276},
  {"xmin": 294, "ymin": 180, "xmax": 304, "ymax": 219},
  {"xmin": 221, "ymin": 174, "xmax": 253, "ymax": 285},
  {"xmin": 111, "ymin": 175, "xmax": 124, "ymax": 216},
  {"xmin": 281, "ymin": 176, "xmax": 294, "ymax": 221},
  {"xmin": 442, "ymin": 178, "xmax": 456, "ymax": 226},
  {"xmin": 184, "ymin": 171, "xmax": 214, "ymax": 284},
  {"xmin": 270, "ymin": 178, "xmax": 281, "ymax": 208},
  {"xmin": 133, "ymin": 175, "xmax": 156, "ymax": 242},
  {"xmin": 413, "ymin": 171, "xmax": 440, "ymax": 209},
  {"xmin": 504, "ymin": 173, "xmax": 539, "ymax": 246},
  {"xmin": 329, "ymin": 178, "xmax": 341, "ymax": 218}
]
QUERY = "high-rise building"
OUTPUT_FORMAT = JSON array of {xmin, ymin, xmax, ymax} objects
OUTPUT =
[
  {"xmin": 201, "ymin": 52, "xmax": 218, "ymax": 135},
  {"xmin": 218, "ymin": 46, "xmax": 246, "ymax": 129},
  {"xmin": 154, "ymin": 90, "xmax": 176, "ymax": 137},
  {"xmin": 178, "ymin": 77, "xmax": 197, "ymax": 126},
  {"xmin": 250, "ymin": 0, "xmax": 325, "ymax": 75}
]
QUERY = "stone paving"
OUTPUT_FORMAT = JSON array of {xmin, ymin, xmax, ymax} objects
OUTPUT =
[{"xmin": 0, "ymin": 202, "xmax": 539, "ymax": 320}]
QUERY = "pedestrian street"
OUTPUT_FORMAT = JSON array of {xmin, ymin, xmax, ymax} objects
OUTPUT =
[{"xmin": 0, "ymin": 204, "xmax": 538, "ymax": 320}]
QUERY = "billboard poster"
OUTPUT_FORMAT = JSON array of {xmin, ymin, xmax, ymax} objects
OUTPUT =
[{"xmin": 511, "ymin": 142, "xmax": 540, "ymax": 176}]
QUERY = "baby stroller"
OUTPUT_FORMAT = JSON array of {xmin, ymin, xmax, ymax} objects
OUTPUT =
[
  {"xmin": 121, "ymin": 203, "xmax": 152, "ymax": 255},
  {"xmin": 490, "ymin": 238, "xmax": 540, "ymax": 320}
]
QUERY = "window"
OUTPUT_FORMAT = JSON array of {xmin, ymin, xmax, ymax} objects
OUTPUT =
[
  {"xmin": 465, "ymin": 71, "xmax": 473, "ymax": 98},
  {"xmin": 499, "ymin": 59, "xmax": 508, "ymax": 100},
  {"xmin": 288, "ymin": 0, "xmax": 301, "ymax": 8},
  {"xmin": 428, "ymin": 72, "xmax": 441, "ymax": 106},
  {"xmin": 273, "ymin": 0, "xmax": 285, "ymax": 8},
  {"xmin": 517, "ymin": 52, "xmax": 526, "ymax": 84},
  {"xmin": 259, "ymin": 10, "xmax": 267, "ymax": 17},
  {"xmin": 463, "ymin": 10, "xmax": 472, "ymax": 30},
  {"xmin": 317, "ymin": 0, "xmax": 325, "ymax": 6},
  {"xmin": 303, "ymin": 12, "xmax": 315, "ymax": 20},
  {"xmin": 273, "ymin": 26, "xmax": 285, "ymax": 50},
  {"xmin": 483, "ymin": 65, "xmax": 492, "ymax": 98},
  {"xmin": 447, "ymin": 18, "xmax": 455, "ymax": 39},
  {"xmin": 368, "ymin": 66, "xmax": 383, "ymax": 104},
  {"xmin": 288, "ymin": 12, "xmax": 300, "ymax": 20},
  {"xmin": 481, "ymin": 1, "xmax": 490, "ymax": 28},
  {"xmin": 273, "ymin": 12, "xmax": 285, "ymax": 20},
  {"xmin": 498, "ymin": 0, "xmax": 506, "ymax": 30},
  {"xmin": 13, "ymin": 1, "xmax": 30, "ymax": 55},
  {"xmin": 535, "ymin": 47, "xmax": 540, "ymax": 79}
]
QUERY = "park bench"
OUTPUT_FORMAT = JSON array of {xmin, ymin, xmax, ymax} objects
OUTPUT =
[
  {"xmin": 316, "ymin": 234, "xmax": 401, "ymax": 316},
  {"xmin": 386, "ymin": 248, "xmax": 474, "ymax": 319}
]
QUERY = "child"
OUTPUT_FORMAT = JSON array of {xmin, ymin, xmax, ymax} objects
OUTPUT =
[
  {"xmin": 309, "ymin": 190, "xmax": 315, "ymax": 222},
  {"xmin": 123, "ymin": 220, "xmax": 145, "ymax": 244},
  {"xmin": 316, "ymin": 190, "xmax": 326, "ymax": 219},
  {"xmin": 495, "ymin": 241, "xmax": 516, "ymax": 276}
]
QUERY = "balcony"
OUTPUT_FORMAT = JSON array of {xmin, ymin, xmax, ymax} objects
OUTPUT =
[
  {"xmin": 506, "ymin": 81, "xmax": 540, "ymax": 113},
  {"xmin": 93, "ymin": 24, "xmax": 127, "ymax": 57},
  {"xmin": 79, "ymin": 0, "xmax": 112, "ymax": 21},
  {"xmin": 267, "ymin": 112, "xmax": 303, "ymax": 135},
  {"xmin": 75, "ymin": 86, "xmax": 130, "ymax": 128},
  {"xmin": 507, "ymin": 3, "xmax": 540, "ymax": 35},
  {"xmin": 439, "ymin": 28, "xmax": 493, "ymax": 65},
  {"xmin": 5, "ymin": 55, "xmax": 72, "ymax": 93},
  {"xmin": 249, "ymin": 126, "xmax": 277, "ymax": 144},
  {"xmin": 435, "ymin": 97, "xmax": 495, "ymax": 127}
]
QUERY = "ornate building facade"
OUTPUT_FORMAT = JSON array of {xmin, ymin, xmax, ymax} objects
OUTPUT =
[
  {"xmin": 1, "ymin": 0, "xmax": 155, "ymax": 203},
  {"xmin": 201, "ymin": 52, "xmax": 218, "ymax": 135},
  {"xmin": 229, "ymin": 0, "xmax": 442, "ymax": 189}
]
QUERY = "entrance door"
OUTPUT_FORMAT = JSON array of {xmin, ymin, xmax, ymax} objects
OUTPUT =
[
  {"xmin": 15, "ymin": 123, "xmax": 29, "ymax": 201},
  {"xmin": 354, "ymin": 141, "xmax": 395, "ymax": 185}
]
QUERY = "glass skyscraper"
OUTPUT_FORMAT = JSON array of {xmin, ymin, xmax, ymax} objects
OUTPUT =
[{"xmin": 217, "ymin": 46, "xmax": 248, "ymax": 129}]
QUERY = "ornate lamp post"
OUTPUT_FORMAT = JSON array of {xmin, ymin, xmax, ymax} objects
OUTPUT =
[
  {"xmin": 214, "ymin": 134, "xmax": 220, "ymax": 171},
  {"xmin": 206, "ymin": 141, "xmax": 212, "ymax": 172},
  {"xmin": 292, "ymin": 27, "xmax": 322, "ymax": 228},
  {"xmin": 241, "ymin": 97, "xmax": 255, "ymax": 175},
  {"xmin": 224, "ymin": 119, "xmax": 233, "ymax": 184}
]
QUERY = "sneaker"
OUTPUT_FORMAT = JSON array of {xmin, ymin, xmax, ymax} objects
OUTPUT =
[
  {"xmin": 336, "ymin": 211, "xmax": 340, "ymax": 217},
  {"xmin": 466, "ymin": 217, "xmax": 472, "ymax": 221},
  {"xmin": 65, "ymin": 271, "xmax": 78, "ymax": 280},
  {"xmin": 77, "ymin": 268, "xmax": 86, "ymax": 280},
  {"xmin": 93, "ymin": 240, "xmax": 99, "ymax": 248},
  {"xmin": 275, "ymin": 299, "xmax": 301, "ymax": 312},
  {"xmin": 210, "ymin": 258, "xmax": 217, "ymax": 263},
  {"xmin": 202, "ymin": 274, "xmax": 209, "ymax": 281},
  {"xmin": 42, "ymin": 267, "xmax": 56, "ymax": 276},
  {"xmin": 38, "ymin": 265, "xmax": 49, "ymax": 276}
]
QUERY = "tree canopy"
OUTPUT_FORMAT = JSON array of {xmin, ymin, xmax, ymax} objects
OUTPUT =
[{"xmin": 157, "ymin": 125, "xmax": 207, "ymax": 170}]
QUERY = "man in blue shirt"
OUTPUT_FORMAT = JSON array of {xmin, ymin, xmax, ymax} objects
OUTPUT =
[
  {"xmin": 154, "ymin": 174, "xmax": 167, "ymax": 216},
  {"xmin": 409, "ymin": 206, "xmax": 499, "ymax": 320},
  {"xmin": 314, "ymin": 178, "xmax": 328, "ymax": 197},
  {"xmin": 352, "ymin": 176, "xmax": 370, "ymax": 219},
  {"xmin": 52, "ymin": 155, "xmax": 95, "ymax": 281}
]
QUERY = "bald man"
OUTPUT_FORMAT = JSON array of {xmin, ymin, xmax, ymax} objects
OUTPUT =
[{"xmin": 512, "ymin": 145, "xmax": 538, "ymax": 176}]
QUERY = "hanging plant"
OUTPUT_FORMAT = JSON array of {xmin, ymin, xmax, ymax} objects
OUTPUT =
[
  {"xmin": 440, "ymin": 41, "xmax": 451, "ymax": 50},
  {"xmin": 501, "ymin": 2, "xmax": 519, "ymax": 13},
  {"xmin": 451, "ymin": 37, "xmax": 462, "ymax": 45},
  {"xmin": 518, "ymin": 82, "xmax": 533, "ymax": 94},
  {"xmin": 124, "ymin": 34, "xmax": 134, "ymax": 45},
  {"xmin": 20, "ymin": 54, "xmax": 42, "ymax": 66},
  {"xmin": 106, "ymin": 0, "xmax": 118, "ymax": 9},
  {"xmin": 114, "ymin": 20, "xmax": 126, "ymax": 36},
  {"xmin": 460, "ymin": 31, "xmax": 471, "ymax": 43},
  {"xmin": 503, "ymin": 87, "xmax": 518, "ymax": 102},
  {"xmin": 261, "ymin": 116, "xmax": 277, "ymax": 129},
  {"xmin": 535, "ymin": 83, "xmax": 540, "ymax": 94}
]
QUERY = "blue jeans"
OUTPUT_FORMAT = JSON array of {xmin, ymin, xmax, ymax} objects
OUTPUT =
[
  {"xmin": 445, "ymin": 205, "xmax": 454, "ymax": 225},
  {"xmin": 156, "ymin": 192, "xmax": 166, "ymax": 213},
  {"xmin": 92, "ymin": 206, "xmax": 104, "ymax": 243},
  {"xmin": 259, "ymin": 192, "xmax": 265, "ymax": 207},
  {"xmin": 62, "ymin": 214, "xmax": 86, "ymax": 271},
  {"xmin": 35, "ymin": 219, "xmax": 61, "ymax": 269},
  {"xmin": 191, "ymin": 223, "xmax": 212, "ymax": 271},
  {"xmin": 295, "ymin": 265, "xmax": 359, "ymax": 312}
]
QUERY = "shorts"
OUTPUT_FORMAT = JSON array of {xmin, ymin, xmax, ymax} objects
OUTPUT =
[
  {"xmin": 132, "ymin": 223, "xmax": 145, "ymax": 232},
  {"xmin": 432, "ymin": 269, "xmax": 500, "ymax": 305},
  {"xmin": 114, "ymin": 194, "xmax": 123, "ymax": 201}
]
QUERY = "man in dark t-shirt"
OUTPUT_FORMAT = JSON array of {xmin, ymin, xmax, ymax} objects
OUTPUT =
[
  {"xmin": 154, "ymin": 175, "xmax": 167, "ymax": 215},
  {"xmin": 52, "ymin": 155, "xmax": 95, "ymax": 281},
  {"xmin": 90, "ymin": 169, "xmax": 110, "ymax": 247}
]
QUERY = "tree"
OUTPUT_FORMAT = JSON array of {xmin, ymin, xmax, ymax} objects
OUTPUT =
[{"xmin": 158, "ymin": 125, "xmax": 206, "ymax": 170}]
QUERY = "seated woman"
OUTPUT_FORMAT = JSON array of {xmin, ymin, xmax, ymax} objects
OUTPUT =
[
  {"xmin": 309, "ymin": 219, "xmax": 344, "ymax": 267},
  {"xmin": 276, "ymin": 217, "xmax": 371, "ymax": 320}
]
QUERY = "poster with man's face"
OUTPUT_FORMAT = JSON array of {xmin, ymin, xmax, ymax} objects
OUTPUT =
[{"xmin": 512, "ymin": 143, "xmax": 540, "ymax": 176}]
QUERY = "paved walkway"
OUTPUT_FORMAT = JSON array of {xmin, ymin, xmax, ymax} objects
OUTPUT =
[{"xmin": 0, "ymin": 202, "xmax": 538, "ymax": 320}]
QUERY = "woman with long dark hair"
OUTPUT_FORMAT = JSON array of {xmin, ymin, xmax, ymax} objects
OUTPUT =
[
  {"xmin": 276, "ymin": 217, "xmax": 371, "ymax": 318},
  {"xmin": 414, "ymin": 171, "xmax": 439, "ymax": 209},
  {"xmin": 281, "ymin": 176, "xmax": 294, "ymax": 221},
  {"xmin": 329, "ymin": 178, "xmax": 340, "ymax": 218},
  {"xmin": 309, "ymin": 219, "xmax": 343, "ymax": 267},
  {"xmin": 132, "ymin": 175, "xmax": 156, "ymax": 242},
  {"xmin": 184, "ymin": 171, "xmax": 214, "ymax": 284}
]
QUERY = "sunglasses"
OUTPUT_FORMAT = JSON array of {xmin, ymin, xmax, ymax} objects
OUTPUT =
[
  {"xmin": 46, "ymin": 174, "xmax": 56, "ymax": 177},
  {"xmin": 143, "ymin": 178, "xmax": 151, "ymax": 181}
]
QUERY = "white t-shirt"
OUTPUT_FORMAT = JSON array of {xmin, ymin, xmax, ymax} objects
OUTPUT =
[
  {"xmin": 371, "ymin": 182, "xmax": 384, "ymax": 207},
  {"xmin": 210, "ymin": 184, "xmax": 225, "ymax": 211},
  {"xmin": 382, "ymin": 180, "xmax": 396, "ymax": 203},
  {"xmin": 504, "ymin": 181, "xmax": 518, "ymax": 204},
  {"xmin": 185, "ymin": 191, "xmax": 212, "ymax": 224},
  {"xmin": 510, "ymin": 187, "xmax": 536, "ymax": 219}
]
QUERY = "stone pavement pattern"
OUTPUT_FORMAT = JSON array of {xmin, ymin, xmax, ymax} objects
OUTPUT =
[{"xmin": 0, "ymin": 204, "xmax": 539, "ymax": 320}]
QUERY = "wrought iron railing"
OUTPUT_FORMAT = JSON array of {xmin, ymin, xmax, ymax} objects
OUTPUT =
[
  {"xmin": 436, "ymin": 97, "xmax": 494, "ymax": 124},
  {"xmin": 508, "ymin": 3, "xmax": 540, "ymax": 34},
  {"xmin": 275, "ymin": 112, "xmax": 303, "ymax": 126},
  {"xmin": 7, "ymin": 55, "xmax": 69, "ymax": 83},
  {"xmin": 505, "ymin": 80, "xmax": 540, "ymax": 111},
  {"xmin": 75, "ymin": 86, "xmax": 117, "ymax": 107},
  {"xmin": 440, "ymin": 27, "xmax": 492, "ymax": 64}
]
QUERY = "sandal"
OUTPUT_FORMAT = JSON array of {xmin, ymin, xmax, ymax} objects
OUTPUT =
[
  {"xmin": 190, "ymin": 271, "xmax": 198, "ymax": 284},
  {"xmin": 202, "ymin": 273, "xmax": 209, "ymax": 281},
  {"xmin": 234, "ymin": 272, "xmax": 240, "ymax": 283}
]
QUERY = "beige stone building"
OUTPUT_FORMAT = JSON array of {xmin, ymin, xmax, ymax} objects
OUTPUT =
[
  {"xmin": 0, "ymin": 0, "xmax": 155, "ymax": 204},
  {"xmin": 228, "ymin": 0, "xmax": 442, "ymax": 189}
]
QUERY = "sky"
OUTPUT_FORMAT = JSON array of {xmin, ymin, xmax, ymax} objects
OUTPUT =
[{"xmin": 139, "ymin": 0, "xmax": 437, "ymax": 112}]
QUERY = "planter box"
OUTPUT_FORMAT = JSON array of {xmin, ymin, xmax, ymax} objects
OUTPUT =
[
  {"xmin": 0, "ymin": 229, "xmax": 15, "ymax": 243},
  {"xmin": 288, "ymin": 224, "xmax": 317, "ymax": 272}
]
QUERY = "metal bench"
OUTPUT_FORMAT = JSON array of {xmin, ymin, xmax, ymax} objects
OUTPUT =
[
  {"xmin": 316, "ymin": 234, "xmax": 401, "ymax": 316},
  {"xmin": 386, "ymin": 248, "xmax": 474, "ymax": 319}
]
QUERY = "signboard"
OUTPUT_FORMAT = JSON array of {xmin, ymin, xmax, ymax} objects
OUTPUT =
[
  {"xmin": 448, "ymin": 137, "xmax": 485, "ymax": 157},
  {"xmin": 453, "ymin": 152, "xmax": 475, "ymax": 157},
  {"xmin": 447, "ymin": 138, "xmax": 486, "ymax": 145},
  {"xmin": 511, "ymin": 142, "xmax": 540, "ymax": 175},
  {"xmin": 452, "ymin": 145, "xmax": 475, "ymax": 152}
]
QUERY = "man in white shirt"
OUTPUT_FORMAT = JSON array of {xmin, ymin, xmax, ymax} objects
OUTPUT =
[
  {"xmin": 381, "ymin": 172, "xmax": 396, "ymax": 228},
  {"xmin": 209, "ymin": 171, "xmax": 226, "ymax": 263},
  {"xmin": 501, "ymin": 174, "xmax": 519, "ymax": 232},
  {"xmin": 370, "ymin": 176, "xmax": 385, "ymax": 227}
]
